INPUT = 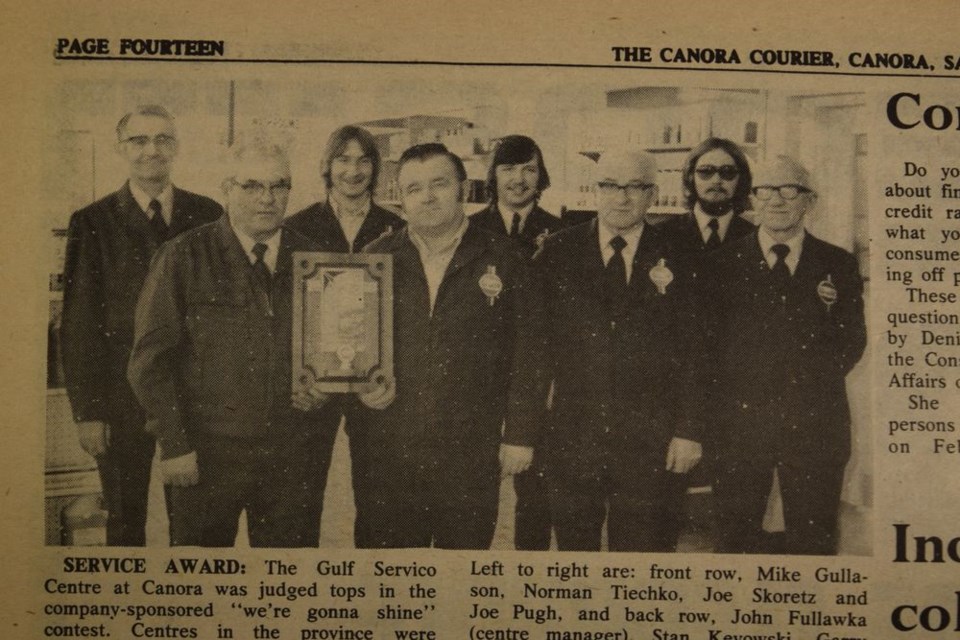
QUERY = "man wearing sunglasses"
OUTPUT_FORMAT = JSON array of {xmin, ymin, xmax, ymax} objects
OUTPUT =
[
  {"xmin": 699, "ymin": 155, "xmax": 866, "ymax": 554},
  {"xmin": 662, "ymin": 137, "xmax": 755, "ymax": 254},
  {"xmin": 128, "ymin": 142, "xmax": 330, "ymax": 547},
  {"xmin": 61, "ymin": 105, "xmax": 222, "ymax": 546},
  {"xmin": 525, "ymin": 149, "xmax": 702, "ymax": 551},
  {"xmin": 658, "ymin": 138, "xmax": 757, "ymax": 548}
]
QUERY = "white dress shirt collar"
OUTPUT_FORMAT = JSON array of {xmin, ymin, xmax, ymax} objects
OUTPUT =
[
  {"xmin": 757, "ymin": 226, "xmax": 805, "ymax": 275},
  {"xmin": 408, "ymin": 217, "xmax": 470, "ymax": 313},
  {"xmin": 693, "ymin": 203, "xmax": 734, "ymax": 243},
  {"xmin": 130, "ymin": 182, "xmax": 174, "ymax": 225},
  {"xmin": 231, "ymin": 224, "xmax": 282, "ymax": 273},
  {"xmin": 497, "ymin": 200, "xmax": 536, "ymax": 235},
  {"xmin": 330, "ymin": 195, "xmax": 372, "ymax": 250},
  {"xmin": 598, "ymin": 221, "xmax": 644, "ymax": 284}
]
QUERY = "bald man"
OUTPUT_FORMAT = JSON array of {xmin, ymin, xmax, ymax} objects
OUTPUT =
[
  {"xmin": 701, "ymin": 155, "xmax": 866, "ymax": 554},
  {"xmin": 524, "ymin": 150, "xmax": 702, "ymax": 551}
]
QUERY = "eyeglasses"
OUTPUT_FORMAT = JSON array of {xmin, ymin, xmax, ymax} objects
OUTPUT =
[
  {"xmin": 752, "ymin": 185, "xmax": 812, "ymax": 201},
  {"xmin": 122, "ymin": 134, "xmax": 177, "ymax": 149},
  {"xmin": 596, "ymin": 181, "xmax": 655, "ymax": 197},
  {"xmin": 694, "ymin": 165, "xmax": 739, "ymax": 181},
  {"xmin": 231, "ymin": 179, "xmax": 292, "ymax": 198}
]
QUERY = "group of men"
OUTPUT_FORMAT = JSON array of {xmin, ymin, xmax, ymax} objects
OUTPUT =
[{"xmin": 61, "ymin": 105, "xmax": 865, "ymax": 554}]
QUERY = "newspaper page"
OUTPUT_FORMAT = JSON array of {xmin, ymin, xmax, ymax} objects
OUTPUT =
[{"xmin": 2, "ymin": 2, "xmax": 959, "ymax": 638}]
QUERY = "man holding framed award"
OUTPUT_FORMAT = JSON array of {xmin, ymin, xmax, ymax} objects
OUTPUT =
[
  {"xmin": 285, "ymin": 125, "xmax": 405, "ymax": 548},
  {"xmin": 128, "ymin": 142, "xmax": 330, "ymax": 547},
  {"xmin": 352, "ymin": 143, "xmax": 541, "ymax": 549}
]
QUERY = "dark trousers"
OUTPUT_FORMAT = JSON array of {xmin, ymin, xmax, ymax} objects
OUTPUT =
[
  {"xmin": 548, "ymin": 445, "xmax": 687, "ymax": 552},
  {"xmin": 513, "ymin": 458, "xmax": 552, "ymax": 551},
  {"xmin": 366, "ymin": 442, "xmax": 499, "ymax": 550},
  {"xmin": 169, "ymin": 423, "xmax": 338, "ymax": 547},
  {"xmin": 714, "ymin": 459, "xmax": 845, "ymax": 555},
  {"xmin": 96, "ymin": 427, "xmax": 155, "ymax": 546},
  {"xmin": 343, "ymin": 403, "xmax": 373, "ymax": 549}
]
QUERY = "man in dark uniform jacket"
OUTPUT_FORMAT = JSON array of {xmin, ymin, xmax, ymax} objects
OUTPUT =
[
  {"xmin": 357, "ymin": 143, "xmax": 540, "ymax": 549},
  {"xmin": 61, "ymin": 105, "xmax": 222, "ymax": 546},
  {"xmin": 284, "ymin": 125, "xmax": 405, "ymax": 548},
  {"xmin": 657, "ymin": 137, "xmax": 756, "ymax": 545},
  {"xmin": 469, "ymin": 135, "xmax": 565, "ymax": 252},
  {"xmin": 527, "ymin": 149, "xmax": 702, "ymax": 552},
  {"xmin": 469, "ymin": 134, "xmax": 564, "ymax": 550},
  {"xmin": 128, "ymin": 143, "xmax": 329, "ymax": 547},
  {"xmin": 659, "ymin": 137, "xmax": 755, "ymax": 256},
  {"xmin": 701, "ymin": 155, "xmax": 866, "ymax": 555}
]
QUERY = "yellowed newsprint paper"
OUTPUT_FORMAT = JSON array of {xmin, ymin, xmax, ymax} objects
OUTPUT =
[{"xmin": 3, "ymin": 2, "xmax": 960, "ymax": 639}]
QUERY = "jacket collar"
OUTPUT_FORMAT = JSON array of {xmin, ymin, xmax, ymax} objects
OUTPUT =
[{"xmin": 118, "ymin": 181, "xmax": 209, "ymax": 240}]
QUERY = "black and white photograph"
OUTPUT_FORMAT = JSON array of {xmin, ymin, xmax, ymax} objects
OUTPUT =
[{"xmin": 44, "ymin": 75, "xmax": 872, "ymax": 555}]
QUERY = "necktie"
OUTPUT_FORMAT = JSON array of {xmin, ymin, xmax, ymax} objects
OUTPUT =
[
  {"xmin": 148, "ymin": 199, "xmax": 168, "ymax": 241},
  {"xmin": 605, "ymin": 235, "xmax": 628, "ymax": 318},
  {"xmin": 251, "ymin": 242, "xmax": 272, "ymax": 297},
  {"xmin": 510, "ymin": 212, "xmax": 522, "ymax": 238},
  {"xmin": 771, "ymin": 243, "xmax": 791, "ymax": 282},
  {"xmin": 607, "ymin": 235, "xmax": 627, "ymax": 285},
  {"xmin": 705, "ymin": 218, "xmax": 721, "ymax": 250}
]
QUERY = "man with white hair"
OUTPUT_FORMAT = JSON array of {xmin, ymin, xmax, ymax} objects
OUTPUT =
[
  {"xmin": 128, "ymin": 142, "xmax": 329, "ymax": 547},
  {"xmin": 701, "ymin": 155, "xmax": 866, "ymax": 554},
  {"xmin": 525, "ymin": 149, "xmax": 702, "ymax": 551}
]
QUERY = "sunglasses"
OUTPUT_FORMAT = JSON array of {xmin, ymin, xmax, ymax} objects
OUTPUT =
[{"xmin": 694, "ymin": 165, "xmax": 739, "ymax": 181}]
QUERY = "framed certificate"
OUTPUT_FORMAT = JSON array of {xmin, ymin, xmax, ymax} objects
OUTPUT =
[{"xmin": 292, "ymin": 252, "xmax": 393, "ymax": 394}]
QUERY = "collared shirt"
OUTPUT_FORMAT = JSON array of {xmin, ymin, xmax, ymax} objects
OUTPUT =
[
  {"xmin": 497, "ymin": 200, "xmax": 536, "ymax": 236},
  {"xmin": 409, "ymin": 217, "xmax": 469, "ymax": 313},
  {"xmin": 230, "ymin": 223, "xmax": 282, "ymax": 273},
  {"xmin": 130, "ymin": 182, "xmax": 174, "ymax": 226},
  {"xmin": 693, "ymin": 203, "xmax": 734, "ymax": 244},
  {"xmin": 758, "ymin": 226, "xmax": 805, "ymax": 275},
  {"xmin": 330, "ymin": 195, "xmax": 372, "ymax": 250},
  {"xmin": 598, "ymin": 221, "xmax": 644, "ymax": 284}
]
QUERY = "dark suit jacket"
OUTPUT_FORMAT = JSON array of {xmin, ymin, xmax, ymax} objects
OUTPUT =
[
  {"xmin": 524, "ymin": 220, "xmax": 700, "ymax": 487},
  {"xmin": 469, "ymin": 203, "xmax": 564, "ymax": 256},
  {"xmin": 361, "ymin": 224, "xmax": 541, "ymax": 473},
  {"xmin": 284, "ymin": 200, "xmax": 405, "ymax": 253},
  {"xmin": 60, "ymin": 182, "xmax": 222, "ymax": 429},
  {"xmin": 702, "ymin": 230, "xmax": 866, "ymax": 468},
  {"xmin": 659, "ymin": 211, "xmax": 755, "ymax": 256},
  {"xmin": 127, "ymin": 216, "xmax": 321, "ymax": 459}
]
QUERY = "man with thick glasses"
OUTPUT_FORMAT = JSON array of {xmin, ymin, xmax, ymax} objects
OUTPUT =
[
  {"xmin": 700, "ymin": 155, "xmax": 866, "ymax": 554},
  {"xmin": 128, "ymin": 142, "xmax": 329, "ymax": 547},
  {"xmin": 524, "ymin": 149, "xmax": 702, "ymax": 551},
  {"xmin": 285, "ymin": 125, "xmax": 405, "ymax": 549},
  {"xmin": 61, "ymin": 105, "xmax": 222, "ymax": 546}
]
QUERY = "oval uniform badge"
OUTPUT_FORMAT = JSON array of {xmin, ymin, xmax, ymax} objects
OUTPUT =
[{"xmin": 479, "ymin": 265, "xmax": 503, "ymax": 306}]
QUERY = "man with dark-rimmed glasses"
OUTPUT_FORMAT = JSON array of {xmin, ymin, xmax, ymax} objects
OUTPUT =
[
  {"xmin": 699, "ymin": 155, "xmax": 866, "ymax": 554},
  {"xmin": 525, "ymin": 149, "xmax": 702, "ymax": 551}
]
